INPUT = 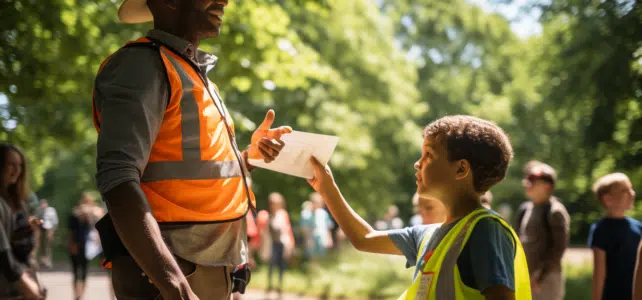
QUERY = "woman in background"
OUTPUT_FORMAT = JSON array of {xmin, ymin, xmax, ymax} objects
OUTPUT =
[
  {"xmin": 265, "ymin": 192, "xmax": 294, "ymax": 295},
  {"xmin": 0, "ymin": 143, "xmax": 44, "ymax": 300}
]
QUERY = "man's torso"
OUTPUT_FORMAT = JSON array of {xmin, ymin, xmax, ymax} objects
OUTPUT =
[
  {"xmin": 519, "ymin": 197, "xmax": 569, "ymax": 274},
  {"xmin": 95, "ymin": 29, "xmax": 248, "ymax": 266}
]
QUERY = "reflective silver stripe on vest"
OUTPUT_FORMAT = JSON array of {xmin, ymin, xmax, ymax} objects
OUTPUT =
[
  {"xmin": 435, "ymin": 211, "xmax": 488, "ymax": 299},
  {"xmin": 142, "ymin": 160, "xmax": 242, "ymax": 181},
  {"xmin": 140, "ymin": 49, "xmax": 242, "ymax": 182}
]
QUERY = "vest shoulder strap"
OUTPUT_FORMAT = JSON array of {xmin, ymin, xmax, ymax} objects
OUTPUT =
[
  {"xmin": 416, "ymin": 224, "xmax": 439, "ymax": 259},
  {"xmin": 460, "ymin": 211, "xmax": 519, "ymax": 254},
  {"xmin": 121, "ymin": 38, "xmax": 171, "ymax": 109}
]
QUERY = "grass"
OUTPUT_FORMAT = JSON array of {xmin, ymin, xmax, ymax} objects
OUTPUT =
[
  {"xmin": 564, "ymin": 263, "xmax": 592, "ymax": 300},
  {"xmin": 250, "ymin": 246, "xmax": 595, "ymax": 300},
  {"xmin": 250, "ymin": 247, "xmax": 412, "ymax": 299}
]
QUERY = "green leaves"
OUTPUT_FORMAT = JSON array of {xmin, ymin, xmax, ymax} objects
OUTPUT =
[{"xmin": 2, "ymin": 0, "xmax": 640, "ymax": 243}]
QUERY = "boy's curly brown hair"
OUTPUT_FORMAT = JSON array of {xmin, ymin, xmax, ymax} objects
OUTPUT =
[{"xmin": 423, "ymin": 115, "xmax": 513, "ymax": 193}]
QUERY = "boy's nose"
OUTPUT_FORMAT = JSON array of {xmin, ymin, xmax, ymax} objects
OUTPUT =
[{"xmin": 414, "ymin": 160, "xmax": 421, "ymax": 170}]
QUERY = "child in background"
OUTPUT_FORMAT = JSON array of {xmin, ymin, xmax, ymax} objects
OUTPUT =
[{"xmin": 588, "ymin": 172, "xmax": 640, "ymax": 300}]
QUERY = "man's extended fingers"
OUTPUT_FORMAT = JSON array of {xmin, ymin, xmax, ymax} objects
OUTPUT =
[
  {"xmin": 257, "ymin": 109, "xmax": 276, "ymax": 131},
  {"xmin": 259, "ymin": 138, "xmax": 285, "ymax": 152},
  {"xmin": 268, "ymin": 126, "xmax": 293, "ymax": 139}
]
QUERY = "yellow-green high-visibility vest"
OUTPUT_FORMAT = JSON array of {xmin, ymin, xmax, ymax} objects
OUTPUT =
[{"xmin": 399, "ymin": 209, "xmax": 532, "ymax": 300}]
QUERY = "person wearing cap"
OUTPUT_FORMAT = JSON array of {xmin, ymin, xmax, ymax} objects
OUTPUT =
[
  {"xmin": 515, "ymin": 160, "xmax": 570, "ymax": 300},
  {"xmin": 92, "ymin": 1, "xmax": 292, "ymax": 299}
]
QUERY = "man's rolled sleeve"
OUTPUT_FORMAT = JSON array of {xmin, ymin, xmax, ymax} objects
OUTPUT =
[{"xmin": 94, "ymin": 46, "xmax": 169, "ymax": 194}]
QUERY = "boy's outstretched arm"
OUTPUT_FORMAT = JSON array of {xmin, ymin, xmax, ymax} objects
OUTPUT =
[
  {"xmin": 307, "ymin": 157, "xmax": 402, "ymax": 255},
  {"xmin": 591, "ymin": 248, "xmax": 606, "ymax": 300},
  {"xmin": 634, "ymin": 241, "xmax": 642, "ymax": 300}
]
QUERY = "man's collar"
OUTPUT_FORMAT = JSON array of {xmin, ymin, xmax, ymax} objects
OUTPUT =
[{"xmin": 146, "ymin": 29, "xmax": 218, "ymax": 71}]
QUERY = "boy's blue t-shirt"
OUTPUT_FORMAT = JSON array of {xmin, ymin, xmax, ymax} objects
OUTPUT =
[
  {"xmin": 588, "ymin": 217, "xmax": 642, "ymax": 300},
  {"xmin": 388, "ymin": 210, "xmax": 516, "ymax": 293}
]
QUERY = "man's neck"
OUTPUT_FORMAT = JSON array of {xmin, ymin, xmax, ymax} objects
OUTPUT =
[
  {"xmin": 532, "ymin": 195, "xmax": 552, "ymax": 206},
  {"xmin": 153, "ymin": 25, "xmax": 200, "ymax": 59}
]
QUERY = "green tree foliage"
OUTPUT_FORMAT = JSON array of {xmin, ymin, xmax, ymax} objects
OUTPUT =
[{"xmin": 1, "ymin": 0, "xmax": 640, "ymax": 244}]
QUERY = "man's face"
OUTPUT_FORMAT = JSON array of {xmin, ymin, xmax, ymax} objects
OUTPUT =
[
  {"xmin": 604, "ymin": 181, "xmax": 636, "ymax": 212},
  {"xmin": 523, "ymin": 177, "xmax": 552, "ymax": 203},
  {"xmin": 181, "ymin": 0, "xmax": 228, "ymax": 39},
  {"xmin": 414, "ymin": 136, "xmax": 457, "ymax": 201}
]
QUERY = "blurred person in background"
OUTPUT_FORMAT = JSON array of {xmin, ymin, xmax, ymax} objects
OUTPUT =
[
  {"xmin": 589, "ymin": 173, "xmax": 640, "ymax": 300},
  {"xmin": 310, "ymin": 193, "xmax": 333, "ymax": 260},
  {"xmin": 68, "ymin": 192, "xmax": 104, "ymax": 300},
  {"xmin": 480, "ymin": 191, "xmax": 493, "ymax": 210},
  {"xmin": 33, "ymin": 199, "xmax": 58, "ymax": 269},
  {"xmin": 516, "ymin": 161, "xmax": 570, "ymax": 300},
  {"xmin": 299, "ymin": 200, "xmax": 314, "ymax": 262},
  {"xmin": 409, "ymin": 193, "xmax": 423, "ymax": 227},
  {"xmin": 375, "ymin": 205, "xmax": 404, "ymax": 230},
  {"xmin": 416, "ymin": 194, "xmax": 447, "ymax": 225},
  {"xmin": 0, "ymin": 143, "xmax": 45, "ymax": 300},
  {"xmin": 265, "ymin": 192, "xmax": 294, "ymax": 295}
]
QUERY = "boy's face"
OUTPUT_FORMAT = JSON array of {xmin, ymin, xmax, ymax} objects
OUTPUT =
[
  {"xmin": 604, "ymin": 181, "xmax": 636, "ymax": 212},
  {"xmin": 418, "ymin": 197, "xmax": 447, "ymax": 224},
  {"xmin": 414, "ymin": 136, "xmax": 458, "ymax": 201}
]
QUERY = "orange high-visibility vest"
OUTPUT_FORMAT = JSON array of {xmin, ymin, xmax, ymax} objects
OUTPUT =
[{"xmin": 93, "ymin": 37, "xmax": 255, "ymax": 223}]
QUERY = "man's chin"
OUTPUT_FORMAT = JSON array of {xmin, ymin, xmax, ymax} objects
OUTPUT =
[{"xmin": 200, "ymin": 26, "xmax": 222, "ymax": 39}]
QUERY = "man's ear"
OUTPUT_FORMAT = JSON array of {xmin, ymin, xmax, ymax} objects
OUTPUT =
[{"xmin": 454, "ymin": 159, "xmax": 471, "ymax": 180}]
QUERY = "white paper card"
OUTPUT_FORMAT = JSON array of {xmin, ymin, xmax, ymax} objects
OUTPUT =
[{"xmin": 248, "ymin": 131, "xmax": 339, "ymax": 179}]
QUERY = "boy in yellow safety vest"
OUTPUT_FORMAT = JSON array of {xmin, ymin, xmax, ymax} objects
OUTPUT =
[{"xmin": 306, "ymin": 115, "xmax": 531, "ymax": 300}]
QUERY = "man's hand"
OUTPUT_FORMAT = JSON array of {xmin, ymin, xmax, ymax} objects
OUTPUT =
[
  {"xmin": 248, "ymin": 110, "xmax": 292, "ymax": 163},
  {"xmin": 306, "ymin": 156, "xmax": 336, "ymax": 194}
]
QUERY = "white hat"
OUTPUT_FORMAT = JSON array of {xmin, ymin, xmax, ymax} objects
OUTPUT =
[{"xmin": 118, "ymin": 0, "xmax": 153, "ymax": 24}]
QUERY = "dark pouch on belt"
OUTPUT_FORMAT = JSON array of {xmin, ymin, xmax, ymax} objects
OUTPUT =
[
  {"xmin": 95, "ymin": 213, "xmax": 131, "ymax": 268},
  {"xmin": 231, "ymin": 264, "xmax": 252, "ymax": 294}
]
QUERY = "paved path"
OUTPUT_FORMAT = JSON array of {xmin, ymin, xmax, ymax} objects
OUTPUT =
[
  {"xmin": 39, "ymin": 270, "xmax": 311, "ymax": 300},
  {"xmin": 39, "ymin": 248, "xmax": 592, "ymax": 299}
]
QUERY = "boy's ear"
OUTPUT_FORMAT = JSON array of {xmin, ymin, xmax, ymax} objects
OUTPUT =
[{"xmin": 454, "ymin": 159, "xmax": 471, "ymax": 180}]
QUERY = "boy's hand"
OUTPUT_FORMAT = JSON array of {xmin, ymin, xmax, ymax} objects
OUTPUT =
[{"xmin": 307, "ymin": 157, "xmax": 336, "ymax": 193}]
